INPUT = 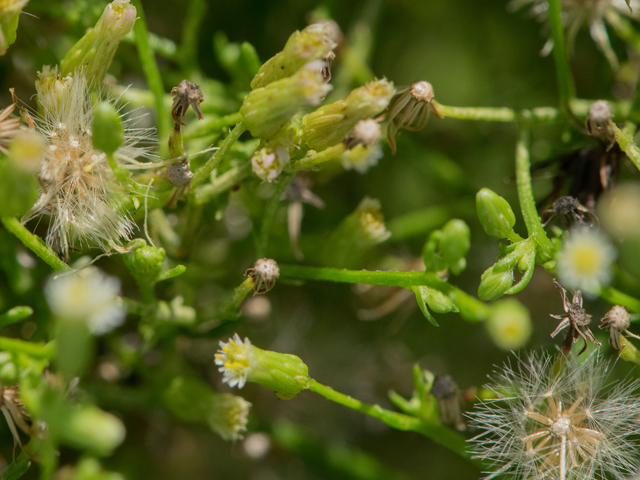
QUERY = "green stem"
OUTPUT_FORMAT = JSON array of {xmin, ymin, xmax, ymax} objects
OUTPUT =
[
  {"xmin": 307, "ymin": 379, "xmax": 477, "ymax": 465},
  {"xmin": 290, "ymin": 143, "xmax": 347, "ymax": 171},
  {"xmin": 257, "ymin": 173, "xmax": 293, "ymax": 257},
  {"xmin": 183, "ymin": 112, "xmax": 244, "ymax": 141},
  {"xmin": 0, "ymin": 337, "xmax": 55, "ymax": 359},
  {"xmin": 600, "ymin": 287, "xmax": 640, "ymax": 314},
  {"xmin": 180, "ymin": 0, "xmax": 207, "ymax": 73},
  {"xmin": 613, "ymin": 123, "xmax": 640, "ymax": 172},
  {"xmin": 131, "ymin": 0, "xmax": 170, "ymax": 144},
  {"xmin": 547, "ymin": 0, "xmax": 576, "ymax": 107},
  {"xmin": 514, "ymin": 126, "xmax": 553, "ymax": 260},
  {"xmin": 191, "ymin": 121, "xmax": 246, "ymax": 189},
  {"xmin": 432, "ymin": 101, "xmax": 558, "ymax": 124},
  {"xmin": 1, "ymin": 217, "xmax": 70, "ymax": 272},
  {"xmin": 222, "ymin": 277, "xmax": 255, "ymax": 319},
  {"xmin": 0, "ymin": 306, "xmax": 33, "ymax": 328},
  {"xmin": 193, "ymin": 161, "xmax": 252, "ymax": 205}
]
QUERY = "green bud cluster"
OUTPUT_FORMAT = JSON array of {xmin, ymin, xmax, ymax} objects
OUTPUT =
[
  {"xmin": 241, "ymin": 62, "xmax": 331, "ymax": 138},
  {"xmin": 60, "ymin": 0, "xmax": 137, "ymax": 84},
  {"xmin": 389, "ymin": 365, "xmax": 438, "ymax": 424},
  {"xmin": 302, "ymin": 79, "xmax": 396, "ymax": 151},
  {"xmin": 422, "ymin": 219, "xmax": 470, "ymax": 275},
  {"xmin": 412, "ymin": 285, "xmax": 458, "ymax": 327},
  {"xmin": 123, "ymin": 239, "xmax": 166, "ymax": 285},
  {"xmin": 478, "ymin": 238, "xmax": 536, "ymax": 301},
  {"xmin": 251, "ymin": 23, "xmax": 337, "ymax": 89}
]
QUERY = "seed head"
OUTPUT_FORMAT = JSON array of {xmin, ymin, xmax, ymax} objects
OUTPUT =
[
  {"xmin": 599, "ymin": 305, "xmax": 640, "ymax": 351},
  {"xmin": 469, "ymin": 351, "xmax": 640, "ymax": 480},
  {"xmin": 245, "ymin": 258, "xmax": 280, "ymax": 295}
]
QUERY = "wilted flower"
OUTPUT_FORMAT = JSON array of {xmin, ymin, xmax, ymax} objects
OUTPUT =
[
  {"xmin": 586, "ymin": 100, "xmax": 615, "ymax": 146},
  {"xmin": 556, "ymin": 227, "xmax": 616, "ymax": 294},
  {"xmin": 24, "ymin": 67, "xmax": 155, "ymax": 259},
  {"xmin": 245, "ymin": 258, "xmax": 280, "ymax": 295},
  {"xmin": 469, "ymin": 351, "xmax": 640, "ymax": 480},
  {"xmin": 384, "ymin": 81, "xmax": 439, "ymax": 154},
  {"xmin": 599, "ymin": 305, "xmax": 640, "ymax": 350},
  {"xmin": 171, "ymin": 79, "xmax": 204, "ymax": 125},
  {"xmin": 0, "ymin": 384, "xmax": 33, "ymax": 453},
  {"xmin": 0, "ymin": 91, "xmax": 22, "ymax": 153},
  {"xmin": 509, "ymin": 0, "xmax": 636, "ymax": 69},
  {"xmin": 45, "ymin": 265, "xmax": 125, "ymax": 335}
]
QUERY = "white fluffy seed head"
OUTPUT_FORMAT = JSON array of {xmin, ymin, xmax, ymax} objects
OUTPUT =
[
  {"xmin": 25, "ymin": 67, "xmax": 156, "ymax": 259},
  {"xmin": 468, "ymin": 351, "xmax": 640, "ymax": 480}
]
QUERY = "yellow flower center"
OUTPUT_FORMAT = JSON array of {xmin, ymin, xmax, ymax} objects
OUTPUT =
[{"xmin": 568, "ymin": 243, "xmax": 600, "ymax": 276}]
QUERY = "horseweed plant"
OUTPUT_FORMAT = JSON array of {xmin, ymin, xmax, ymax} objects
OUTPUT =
[{"xmin": 1, "ymin": 0, "xmax": 640, "ymax": 478}]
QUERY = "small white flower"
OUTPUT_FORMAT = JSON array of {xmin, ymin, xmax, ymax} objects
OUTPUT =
[
  {"xmin": 208, "ymin": 393, "xmax": 251, "ymax": 441},
  {"xmin": 251, "ymin": 145, "xmax": 290, "ymax": 182},
  {"xmin": 468, "ymin": 351, "xmax": 640, "ymax": 480},
  {"xmin": 45, "ymin": 265, "xmax": 125, "ymax": 335},
  {"xmin": 215, "ymin": 334, "xmax": 256, "ymax": 389},
  {"xmin": 556, "ymin": 227, "xmax": 616, "ymax": 294},
  {"xmin": 341, "ymin": 144, "xmax": 383, "ymax": 174}
]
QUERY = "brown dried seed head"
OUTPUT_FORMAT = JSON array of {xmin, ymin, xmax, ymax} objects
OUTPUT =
[
  {"xmin": 171, "ymin": 80, "xmax": 204, "ymax": 125},
  {"xmin": 410, "ymin": 81, "xmax": 435, "ymax": 103},
  {"xmin": 602, "ymin": 305, "xmax": 630, "ymax": 331},
  {"xmin": 245, "ymin": 258, "xmax": 280, "ymax": 295}
]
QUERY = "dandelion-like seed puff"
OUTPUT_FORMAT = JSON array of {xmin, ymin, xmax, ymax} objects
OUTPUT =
[
  {"xmin": 468, "ymin": 351, "xmax": 640, "ymax": 480},
  {"xmin": 23, "ymin": 67, "xmax": 156, "ymax": 260}
]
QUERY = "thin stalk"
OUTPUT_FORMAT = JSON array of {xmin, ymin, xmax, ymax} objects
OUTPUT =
[
  {"xmin": 180, "ymin": 0, "xmax": 207, "ymax": 73},
  {"xmin": 514, "ymin": 126, "xmax": 554, "ymax": 260},
  {"xmin": 257, "ymin": 173, "xmax": 293, "ymax": 257},
  {"xmin": 290, "ymin": 143, "xmax": 347, "ymax": 171},
  {"xmin": 1, "ymin": 217, "xmax": 70, "ymax": 272},
  {"xmin": 122, "ymin": 31, "xmax": 178, "ymax": 60},
  {"xmin": 432, "ymin": 101, "xmax": 558, "ymax": 124},
  {"xmin": 191, "ymin": 121, "xmax": 246, "ymax": 189},
  {"xmin": 600, "ymin": 287, "xmax": 640, "ymax": 314},
  {"xmin": 613, "ymin": 124, "xmax": 640, "ymax": 172},
  {"xmin": 183, "ymin": 112, "xmax": 244, "ymax": 141},
  {"xmin": 194, "ymin": 161, "xmax": 252, "ymax": 205},
  {"xmin": 0, "ymin": 306, "xmax": 33, "ymax": 329},
  {"xmin": 0, "ymin": 337, "xmax": 55, "ymax": 359},
  {"xmin": 131, "ymin": 0, "xmax": 170, "ymax": 143},
  {"xmin": 307, "ymin": 379, "xmax": 478, "ymax": 466},
  {"xmin": 547, "ymin": 0, "xmax": 576, "ymax": 107}
]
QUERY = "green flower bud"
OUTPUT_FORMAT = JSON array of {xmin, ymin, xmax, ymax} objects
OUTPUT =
[
  {"xmin": 0, "ymin": 0, "xmax": 29, "ymax": 56},
  {"xmin": 422, "ymin": 286, "xmax": 457, "ymax": 314},
  {"xmin": 216, "ymin": 334, "xmax": 310, "ymax": 399},
  {"xmin": 0, "ymin": 352, "xmax": 17, "ymax": 385},
  {"xmin": 123, "ymin": 239, "xmax": 166, "ymax": 284},
  {"xmin": 478, "ymin": 265, "xmax": 514, "ymax": 301},
  {"xmin": 60, "ymin": 0, "xmax": 137, "ymax": 84},
  {"xmin": 61, "ymin": 404, "xmax": 126, "ymax": 456},
  {"xmin": 92, "ymin": 101, "xmax": 123, "ymax": 155},
  {"xmin": 485, "ymin": 299, "xmax": 532, "ymax": 351},
  {"xmin": 241, "ymin": 62, "xmax": 331, "ymax": 138},
  {"xmin": 476, "ymin": 188, "xmax": 516, "ymax": 239},
  {"xmin": 0, "ymin": 131, "xmax": 42, "ymax": 217},
  {"xmin": 439, "ymin": 219, "xmax": 470, "ymax": 275},
  {"xmin": 302, "ymin": 79, "xmax": 396, "ymax": 151},
  {"xmin": 251, "ymin": 23, "xmax": 337, "ymax": 89}
]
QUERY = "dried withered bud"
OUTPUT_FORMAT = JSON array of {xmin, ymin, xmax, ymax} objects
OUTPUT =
[
  {"xmin": 586, "ymin": 100, "xmax": 614, "ymax": 146},
  {"xmin": 343, "ymin": 119, "xmax": 382, "ymax": 150},
  {"xmin": 384, "ymin": 80, "xmax": 440, "ymax": 154},
  {"xmin": 0, "ymin": 90, "xmax": 22, "ymax": 154},
  {"xmin": 322, "ymin": 51, "xmax": 335, "ymax": 83},
  {"xmin": 245, "ymin": 258, "xmax": 280, "ymax": 295},
  {"xmin": 541, "ymin": 196, "xmax": 597, "ymax": 229},
  {"xmin": 599, "ymin": 305, "xmax": 640, "ymax": 351},
  {"xmin": 166, "ymin": 157, "xmax": 193, "ymax": 187},
  {"xmin": 1, "ymin": 384, "xmax": 34, "ymax": 453},
  {"xmin": 431, "ymin": 375, "xmax": 465, "ymax": 430},
  {"xmin": 282, "ymin": 176, "xmax": 325, "ymax": 259},
  {"xmin": 171, "ymin": 80, "xmax": 204, "ymax": 125}
]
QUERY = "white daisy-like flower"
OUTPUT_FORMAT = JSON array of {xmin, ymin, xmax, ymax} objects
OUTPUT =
[
  {"xmin": 208, "ymin": 393, "xmax": 252, "ymax": 441},
  {"xmin": 23, "ymin": 67, "xmax": 156, "ymax": 260},
  {"xmin": 341, "ymin": 144, "xmax": 383, "ymax": 174},
  {"xmin": 215, "ymin": 334, "xmax": 256, "ymax": 389},
  {"xmin": 45, "ymin": 265, "xmax": 125, "ymax": 335},
  {"xmin": 556, "ymin": 227, "xmax": 617, "ymax": 294},
  {"xmin": 468, "ymin": 351, "xmax": 640, "ymax": 480},
  {"xmin": 510, "ymin": 0, "xmax": 638, "ymax": 69}
]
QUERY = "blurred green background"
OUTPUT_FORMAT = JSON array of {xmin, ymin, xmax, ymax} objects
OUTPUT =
[{"xmin": 0, "ymin": 0, "xmax": 637, "ymax": 479}]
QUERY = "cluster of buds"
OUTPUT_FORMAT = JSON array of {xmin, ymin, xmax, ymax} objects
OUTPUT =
[
  {"xmin": 215, "ymin": 334, "xmax": 310, "ymax": 399},
  {"xmin": 422, "ymin": 218, "xmax": 470, "ymax": 276},
  {"xmin": 60, "ymin": 0, "xmax": 137, "ymax": 84}
]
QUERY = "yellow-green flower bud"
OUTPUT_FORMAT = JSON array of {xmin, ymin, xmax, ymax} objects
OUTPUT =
[
  {"xmin": 241, "ymin": 62, "xmax": 331, "ymax": 138},
  {"xmin": 439, "ymin": 219, "xmax": 470, "ymax": 275},
  {"xmin": 0, "ymin": 0, "xmax": 29, "ymax": 56},
  {"xmin": 302, "ymin": 79, "xmax": 396, "ymax": 151},
  {"xmin": 476, "ymin": 188, "xmax": 516, "ymax": 239},
  {"xmin": 123, "ymin": 239, "xmax": 166, "ymax": 284},
  {"xmin": 92, "ymin": 101, "xmax": 123, "ymax": 155},
  {"xmin": 478, "ymin": 266, "xmax": 514, "ymax": 301},
  {"xmin": 422, "ymin": 287, "xmax": 456, "ymax": 314},
  {"xmin": 251, "ymin": 23, "xmax": 337, "ymax": 89},
  {"xmin": 215, "ymin": 334, "xmax": 310, "ymax": 399},
  {"xmin": 485, "ymin": 299, "xmax": 532, "ymax": 350},
  {"xmin": 60, "ymin": 0, "xmax": 137, "ymax": 84},
  {"xmin": 61, "ymin": 404, "xmax": 126, "ymax": 456},
  {"xmin": 0, "ymin": 131, "xmax": 42, "ymax": 217}
]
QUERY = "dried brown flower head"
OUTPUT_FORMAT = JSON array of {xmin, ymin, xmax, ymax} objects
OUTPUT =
[
  {"xmin": 599, "ymin": 305, "xmax": 640, "ymax": 350},
  {"xmin": 245, "ymin": 258, "xmax": 280, "ymax": 295},
  {"xmin": 171, "ymin": 80, "xmax": 204, "ymax": 125}
]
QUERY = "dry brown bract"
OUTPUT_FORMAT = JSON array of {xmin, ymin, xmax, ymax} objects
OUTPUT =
[
  {"xmin": 1, "ymin": 385, "xmax": 33, "ymax": 454},
  {"xmin": 171, "ymin": 80, "xmax": 204, "ymax": 125},
  {"xmin": 550, "ymin": 279, "xmax": 600, "ymax": 355},
  {"xmin": 0, "ymin": 89, "xmax": 22, "ymax": 154},
  {"xmin": 599, "ymin": 305, "xmax": 640, "ymax": 351}
]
